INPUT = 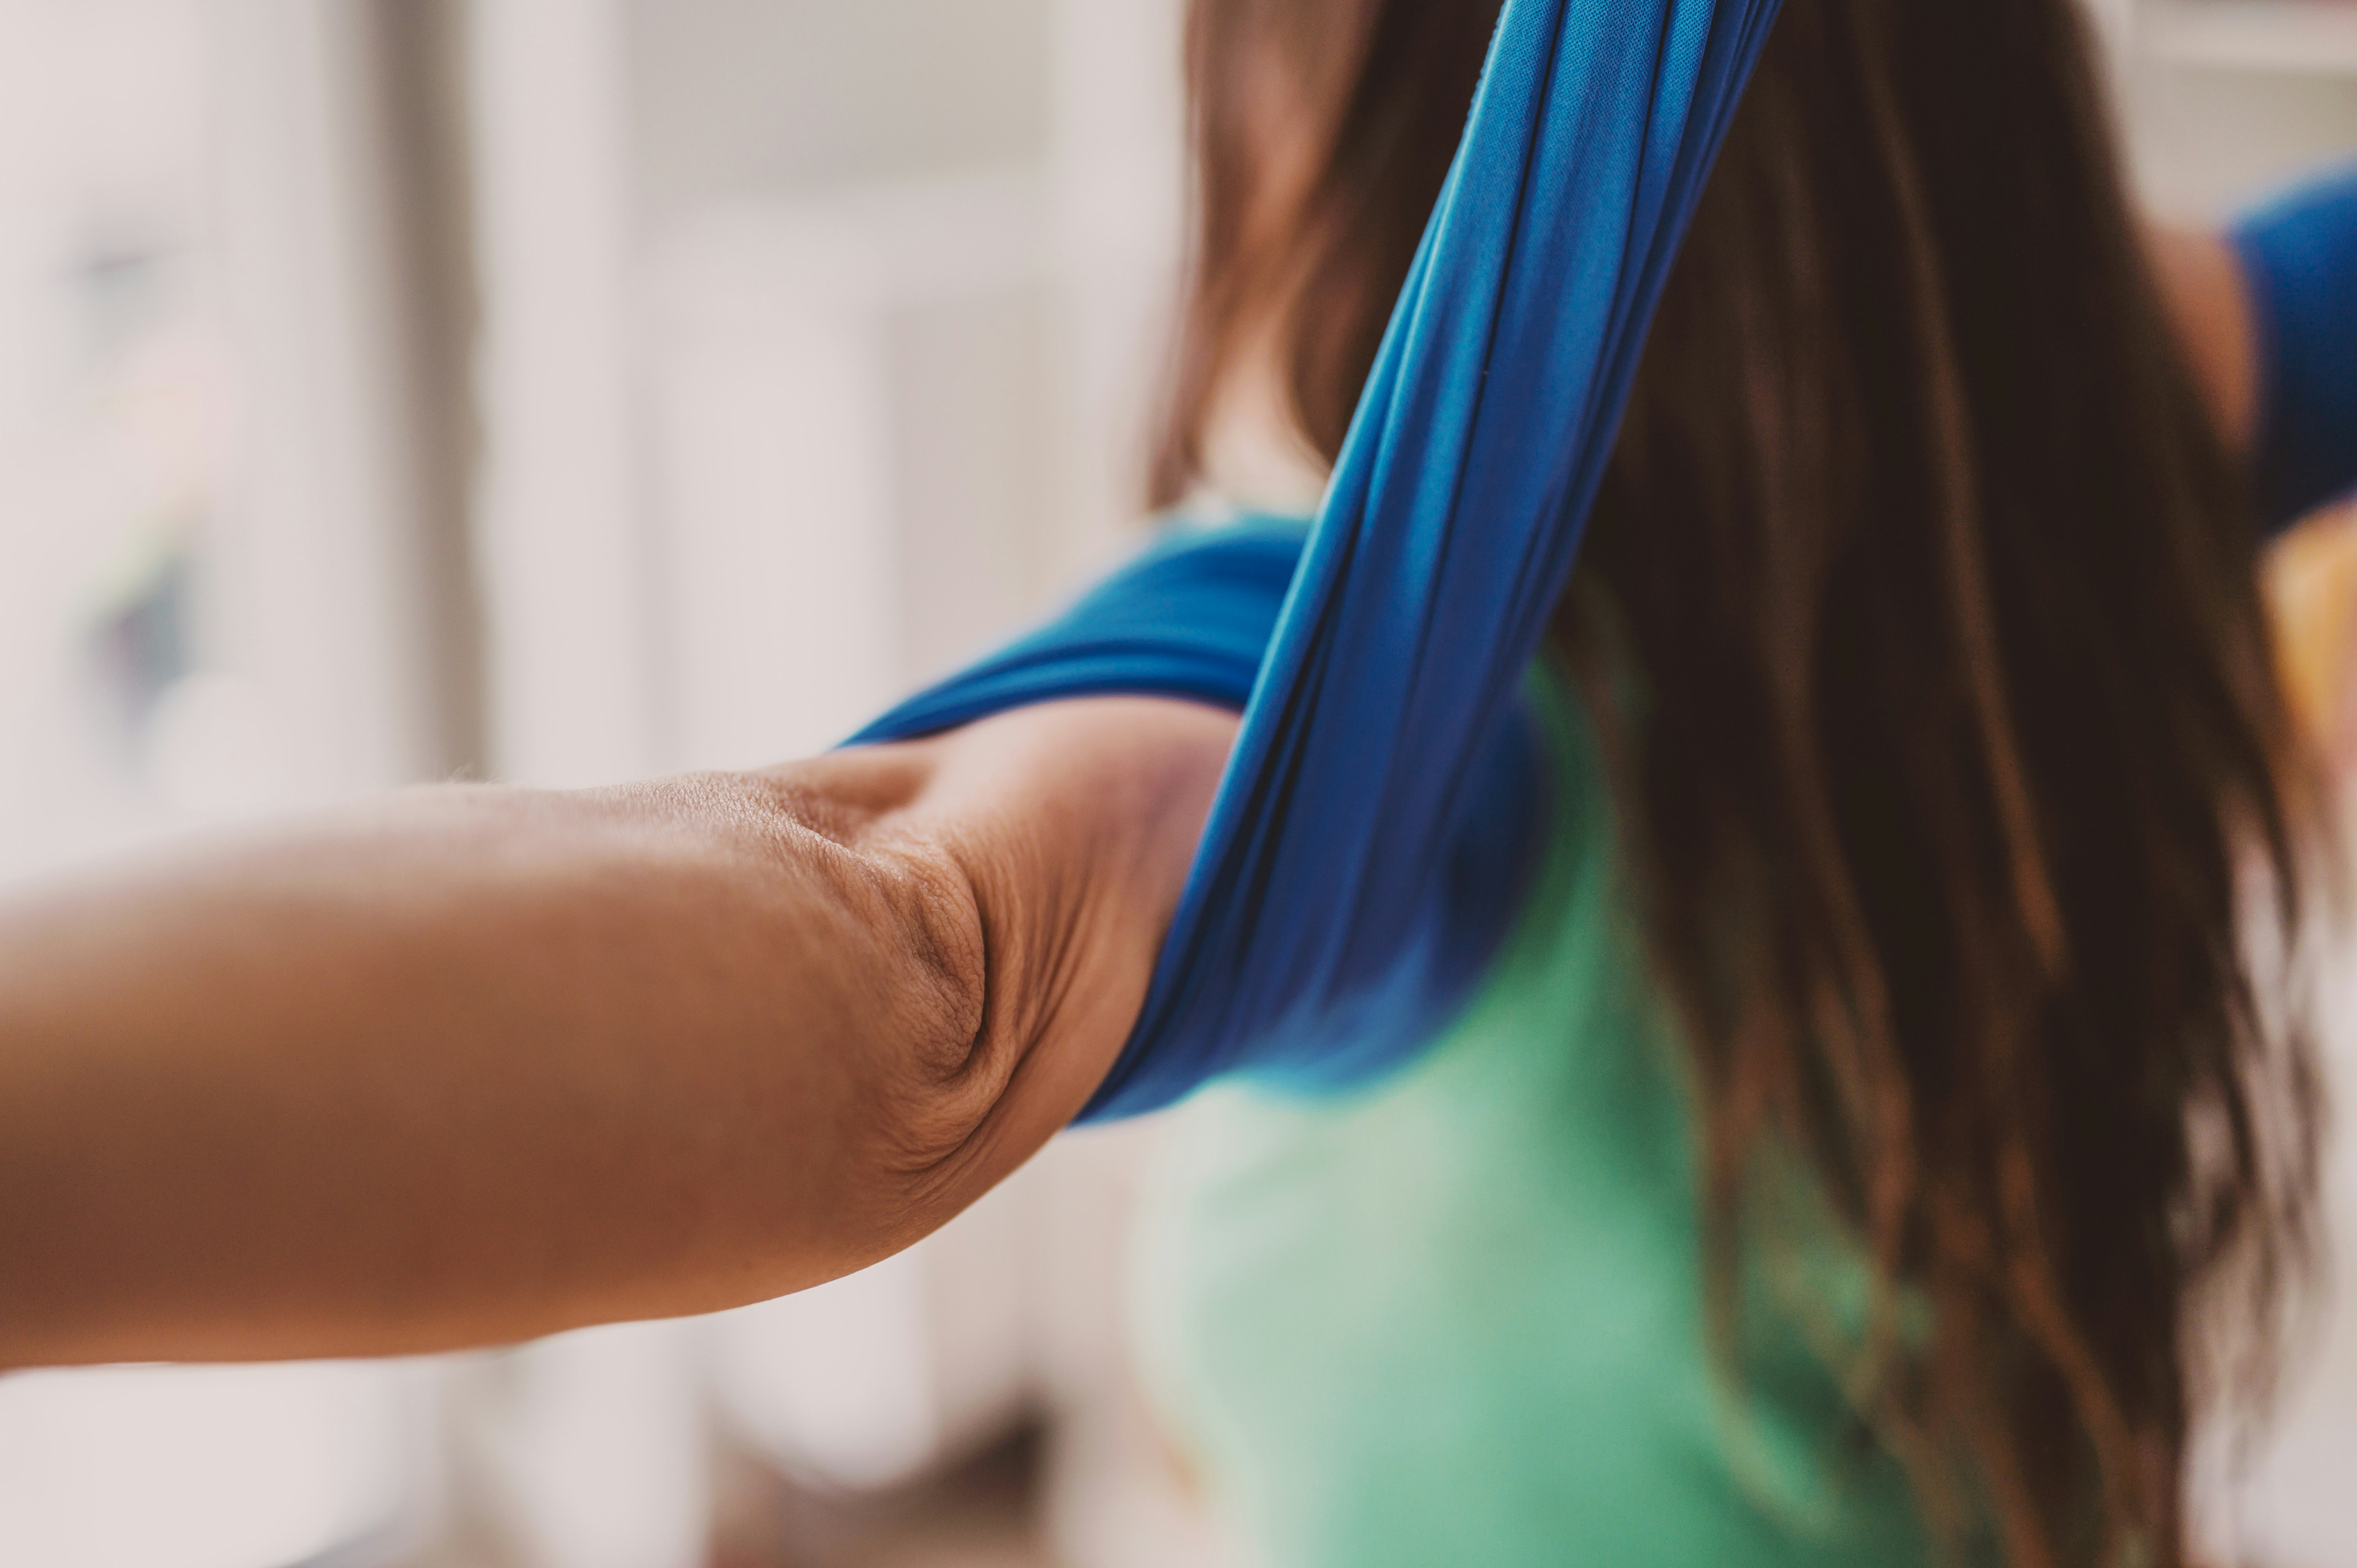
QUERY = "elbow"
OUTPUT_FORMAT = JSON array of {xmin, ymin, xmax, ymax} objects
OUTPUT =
[
  {"xmin": 855, "ymin": 835, "xmax": 1011, "ymax": 1172},
  {"xmin": 820, "ymin": 825, "xmax": 1023, "ymax": 1202},
  {"xmin": 658, "ymin": 763, "xmax": 1012, "ymax": 1245},
  {"xmin": 830, "ymin": 827, "xmax": 1113, "ymax": 1241}
]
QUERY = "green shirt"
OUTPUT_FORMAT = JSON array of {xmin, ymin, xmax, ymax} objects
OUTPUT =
[{"xmin": 1131, "ymin": 669, "xmax": 1939, "ymax": 1567}]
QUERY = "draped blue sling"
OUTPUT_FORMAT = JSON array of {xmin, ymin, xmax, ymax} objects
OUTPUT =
[{"xmin": 855, "ymin": 0, "xmax": 1788, "ymax": 1119}]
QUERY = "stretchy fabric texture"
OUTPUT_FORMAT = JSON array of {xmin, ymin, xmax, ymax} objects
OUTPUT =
[
  {"xmin": 2234, "ymin": 160, "xmax": 2357, "ymax": 529},
  {"xmin": 855, "ymin": 0, "xmax": 1786, "ymax": 1120}
]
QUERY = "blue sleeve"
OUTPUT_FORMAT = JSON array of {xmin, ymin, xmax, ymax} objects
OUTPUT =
[
  {"xmin": 2232, "ymin": 161, "xmax": 2357, "ymax": 532},
  {"xmin": 848, "ymin": 516, "xmax": 1310, "ymax": 743}
]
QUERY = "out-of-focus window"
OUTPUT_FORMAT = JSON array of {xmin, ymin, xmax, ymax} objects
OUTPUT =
[
  {"xmin": 0, "ymin": 4, "xmax": 425, "ymax": 1564},
  {"xmin": 0, "ymin": 0, "xmax": 249, "ymax": 877}
]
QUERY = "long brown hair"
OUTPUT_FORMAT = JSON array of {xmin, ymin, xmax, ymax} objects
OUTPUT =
[{"xmin": 1152, "ymin": 2, "xmax": 2322, "ymax": 1564}]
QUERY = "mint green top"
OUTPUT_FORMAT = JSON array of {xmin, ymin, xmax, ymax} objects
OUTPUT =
[{"xmin": 1131, "ymin": 670, "xmax": 1939, "ymax": 1567}]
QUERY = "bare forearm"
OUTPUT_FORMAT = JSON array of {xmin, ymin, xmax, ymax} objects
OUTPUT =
[
  {"xmin": 0, "ymin": 768, "xmax": 980, "ymax": 1366},
  {"xmin": 0, "ymin": 696, "xmax": 1233, "ymax": 1369}
]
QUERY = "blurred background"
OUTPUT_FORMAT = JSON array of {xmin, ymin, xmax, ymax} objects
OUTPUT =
[{"xmin": 0, "ymin": 2, "xmax": 2351, "ymax": 1565}]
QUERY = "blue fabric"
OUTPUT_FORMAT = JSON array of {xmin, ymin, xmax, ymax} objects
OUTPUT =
[
  {"xmin": 853, "ymin": 516, "xmax": 1549, "ymax": 1102},
  {"xmin": 2234, "ymin": 160, "xmax": 2357, "ymax": 530},
  {"xmin": 856, "ymin": 518, "xmax": 1307, "ymax": 736},
  {"xmin": 859, "ymin": 0, "xmax": 1784, "ymax": 1121}
]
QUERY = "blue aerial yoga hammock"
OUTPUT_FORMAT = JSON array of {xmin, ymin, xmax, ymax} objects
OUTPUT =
[{"xmin": 853, "ymin": 0, "xmax": 1786, "ymax": 1121}]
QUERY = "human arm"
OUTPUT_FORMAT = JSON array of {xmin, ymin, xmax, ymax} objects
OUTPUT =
[
  {"xmin": 2149, "ymin": 223, "xmax": 2260, "ymax": 456},
  {"xmin": 0, "ymin": 696, "xmax": 1235, "ymax": 1370}
]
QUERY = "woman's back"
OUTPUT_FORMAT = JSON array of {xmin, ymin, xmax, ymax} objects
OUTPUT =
[{"xmin": 1137, "ymin": 671, "xmax": 1941, "ymax": 1566}]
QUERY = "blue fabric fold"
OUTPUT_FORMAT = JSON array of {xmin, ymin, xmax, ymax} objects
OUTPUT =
[
  {"xmin": 852, "ymin": 516, "xmax": 1550, "ymax": 1103},
  {"xmin": 858, "ymin": 0, "xmax": 1785, "ymax": 1120},
  {"xmin": 855, "ymin": 518, "xmax": 1307, "ymax": 738}
]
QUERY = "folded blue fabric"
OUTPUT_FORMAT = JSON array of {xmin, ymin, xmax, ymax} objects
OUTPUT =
[
  {"xmin": 855, "ymin": 518, "xmax": 1307, "ymax": 736},
  {"xmin": 861, "ymin": 0, "xmax": 1785, "ymax": 1119},
  {"xmin": 853, "ymin": 516, "xmax": 1548, "ymax": 1103},
  {"xmin": 2234, "ymin": 159, "xmax": 2357, "ymax": 530}
]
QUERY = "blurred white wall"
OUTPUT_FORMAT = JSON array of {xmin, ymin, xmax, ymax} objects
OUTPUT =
[
  {"xmin": 627, "ymin": 0, "xmax": 1181, "ymax": 773},
  {"xmin": 627, "ymin": 0, "xmax": 1055, "ymax": 215},
  {"xmin": 0, "ymin": 4, "xmax": 457, "ymax": 1563},
  {"xmin": 469, "ymin": 0, "xmax": 654, "ymax": 790},
  {"xmin": 2115, "ymin": 2, "xmax": 2357, "ymax": 219}
]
